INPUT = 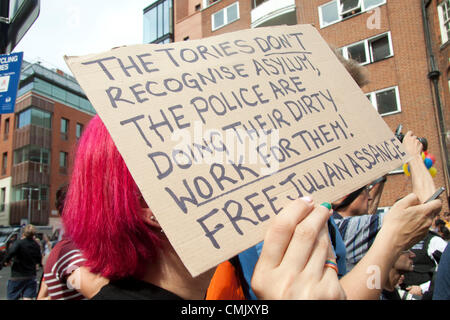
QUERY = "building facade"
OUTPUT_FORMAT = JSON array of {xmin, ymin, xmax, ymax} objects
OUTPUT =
[
  {"xmin": 143, "ymin": 0, "xmax": 450, "ymax": 212},
  {"xmin": 0, "ymin": 61, "xmax": 95, "ymax": 228}
]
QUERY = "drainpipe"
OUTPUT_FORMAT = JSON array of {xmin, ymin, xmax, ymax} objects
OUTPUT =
[{"xmin": 421, "ymin": 0, "xmax": 450, "ymax": 206}]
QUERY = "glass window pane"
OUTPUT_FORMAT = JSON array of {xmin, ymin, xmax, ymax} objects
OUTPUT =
[
  {"xmin": 371, "ymin": 35, "xmax": 390, "ymax": 61},
  {"xmin": 163, "ymin": 0, "xmax": 169, "ymax": 35},
  {"xmin": 61, "ymin": 118, "xmax": 68, "ymax": 133},
  {"xmin": 30, "ymin": 109, "xmax": 42, "ymax": 127},
  {"xmin": 59, "ymin": 152, "xmax": 67, "ymax": 167},
  {"xmin": 34, "ymin": 78, "xmax": 52, "ymax": 95},
  {"xmin": 158, "ymin": 3, "xmax": 163, "ymax": 38},
  {"xmin": 376, "ymin": 89, "xmax": 398, "ymax": 114},
  {"xmin": 76, "ymin": 123, "xmax": 83, "ymax": 138},
  {"xmin": 17, "ymin": 109, "xmax": 31, "ymax": 128},
  {"xmin": 321, "ymin": 1, "xmax": 340, "ymax": 25},
  {"xmin": 144, "ymin": 8, "xmax": 157, "ymax": 43},
  {"xmin": 227, "ymin": 3, "xmax": 238, "ymax": 23},
  {"xmin": 341, "ymin": 0, "xmax": 360, "ymax": 12},
  {"xmin": 52, "ymin": 86, "xmax": 66, "ymax": 101},
  {"xmin": 29, "ymin": 147, "xmax": 41, "ymax": 162},
  {"xmin": 363, "ymin": 0, "xmax": 384, "ymax": 10},
  {"xmin": 347, "ymin": 42, "xmax": 367, "ymax": 63},
  {"xmin": 213, "ymin": 10, "xmax": 224, "ymax": 29},
  {"xmin": 44, "ymin": 112, "xmax": 51, "ymax": 129}
]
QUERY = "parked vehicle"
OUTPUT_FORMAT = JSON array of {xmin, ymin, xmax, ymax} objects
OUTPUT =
[{"xmin": 0, "ymin": 226, "xmax": 21, "ymax": 261}]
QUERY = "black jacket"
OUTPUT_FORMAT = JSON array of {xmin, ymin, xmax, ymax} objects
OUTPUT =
[{"xmin": 2, "ymin": 238, "xmax": 42, "ymax": 278}]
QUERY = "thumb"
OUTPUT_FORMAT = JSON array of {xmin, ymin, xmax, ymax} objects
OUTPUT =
[{"xmin": 393, "ymin": 193, "xmax": 420, "ymax": 209}]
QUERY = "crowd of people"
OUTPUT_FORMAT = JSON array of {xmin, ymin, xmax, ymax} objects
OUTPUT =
[{"xmin": 0, "ymin": 49, "xmax": 449, "ymax": 301}]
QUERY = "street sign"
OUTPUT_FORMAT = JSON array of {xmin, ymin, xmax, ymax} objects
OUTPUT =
[{"xmin": 0, "ymin": 51, "xmax": 23, "ymax": 114}]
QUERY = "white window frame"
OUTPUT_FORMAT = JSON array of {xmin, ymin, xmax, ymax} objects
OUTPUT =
[
  {"xmin": 203, "ymin": 0, "xmax": 220, "ymax": 9},
  {"xmin": 366, "ymin": 86, "xmax": 401, "ymax": 117},
  {"xmin": 345, "ymin": 39, "xmax": 370, "ymax": 65},
  {"xmin": 211, "ymin": 1, "xmax": 240, "ymax": 31},
  {"xmin": 341, "ymin": 32, "xmax": 393, "ymax": 65},
  {"xmin": 340, "ymin": 0, "xmax": 362, "ymax": 17},
  {"xmin": 437, "ymin": 0, "xmax": 450, "ymax": 44},
  {"xmin": 319, "ymin": 0, "xmax": 386, "ymax": 28}
]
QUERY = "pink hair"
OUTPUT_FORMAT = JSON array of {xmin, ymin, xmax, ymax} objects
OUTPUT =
[{"xmin": 62, "ymin": 115, "xmax": 161, "ymax": 279}]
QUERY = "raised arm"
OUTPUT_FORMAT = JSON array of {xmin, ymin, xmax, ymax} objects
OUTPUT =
[
  {"xmin": 339, "ymin": 194, "xmax": 441, "ymax": 299},
  {"xmin": 403, "ymin": 131, "xmax": 436, "ymax": 202}
]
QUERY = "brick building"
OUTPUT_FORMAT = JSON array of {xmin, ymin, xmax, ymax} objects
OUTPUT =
[
  {"xmin": 0, "ymin": 61, "xmax": 95, "ymax": 228},
  {"xmin": 143, "ymin": 0, "xmax": 449, "ymax": 212}
]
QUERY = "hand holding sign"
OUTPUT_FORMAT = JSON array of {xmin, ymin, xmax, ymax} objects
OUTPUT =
[
  {"xmin": 252, "ymin": 197, "xmax": 346, "ymax": 300},
  {"xmin": 65, "ymin": 25, "xmax": 408, "ymax": 277}
]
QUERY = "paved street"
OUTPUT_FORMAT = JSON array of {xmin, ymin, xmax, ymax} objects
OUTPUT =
[{"xmin": 0, "ymin": 266, "xmax": 43, "ymax": 300}]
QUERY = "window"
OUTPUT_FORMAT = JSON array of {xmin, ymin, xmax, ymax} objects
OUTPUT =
[
  {"xmin": 370, "ymin": 35, "xmax": 391, "ymax": 61},
  {"xmin": 61, "ymin": 118, "xmax": 69, "ymax": 140},
  {"xmin": 320, "ymin": 1, "xmax": 340, "ymax": 26},
  {"xmin": 203, "ymin": 0, "xmax": 220, "ymax": 8},
  {"xmin": 0, "ymin": 188, "xmax": 5, "ymax": 212},
  {"xmin": 59, "ymin": 151, "xmax": 68, "ymax": 174},
  {"xmin": 14, "ymin": 146, "xmax": 50, "ymax": 165},
  {"xmin": 438, "ymin": 0, "xmax": 450, "ymax": 44},
  {"xmin": 12, "ymin": 186, "xmax": 48, "ymax": 202},
  {"xmin": 59, "ymin": 152, "xmax": 68, "ymax": 168},
  {"xmin": 3, "ymin": 118, "xmax": 9, "ymax": 140},
  {"xmin": 341, "ymin": 32, "xmax": 393, "ymax": 64},
  {"xmin": 366, "ymin": 86, "xmax": 401, "ymax": 116},
  {"xmin": 76, "ymin": 123, "xmax": 83, "ymax": 139},
  {"xmin": 143, "ymin": 0, "xmax": 173, "ymax": 44},
  {"xmin": 347, "ymin": 41, "xmax": 368, "ymax": 64},
  {"xmin": 2, "ymin": 152, "xmax": 7, "ymax": 175},
  {"xmin": 340, "ymin": 0, "xmax": 362, "ymax": 18},
  {"xmin": 16, "ymin": 107, "xmax": 51, "ymax": 129},
  {"xmin": 212, "ymin": 2, "xmax": 239, "ymax": 31},
  {"xmin": 319, "ymin": 0, "xmax": 385, "ymax": 27},
  {"xmin": 252, "ymin": 0, "xmax": 269, "ymax": 9}
]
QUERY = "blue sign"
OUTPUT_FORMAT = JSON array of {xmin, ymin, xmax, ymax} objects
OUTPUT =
[{"xmin": 0, "ymin": 52, "xmax": 24, "ymax": 114}]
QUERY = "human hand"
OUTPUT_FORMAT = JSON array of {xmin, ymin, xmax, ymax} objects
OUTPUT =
[
  {"xmin": 406, "ymin": 285, "xmax": 423, "ymax": 296},
  {"xmin": 381, "ymin": 194, "xmax": 442, "ymax": 253},
  {"xmin": 251, "ymin": 197, "xmax": 346, "ymax": 300},
  {"xmin": 384, "ymin": 250, "xmax": 415, "ymax": 291},
  {"xmin": 402, "ymin": 131, "xmax": 423, "ymax": 159}
]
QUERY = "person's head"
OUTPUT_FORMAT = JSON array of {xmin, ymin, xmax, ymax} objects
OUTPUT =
[
  {"xmin": 332, "ymin": 185, "xmax": 372, "ymax": 216},
  {"xmin": 331, "ymin": 45, "xmax": 370, "ymax": 88},
  {"xmin": 440, "ymin": 226, "xmax": 450, "ymax": 240},
  {"xmin": 55, "ymin": 184, "xmax": 68, "ymax": 216},
  {"xmin": 434, "ymin": 218, "xmax": 445, "ymax": 228},
  {"xmin": 62, "ymin": 115, "xmax": 162, "ymax": 280},
  {"xmin": 385, "ymin": 250, "xmax": 415, "ymax": 291},
  {"xmin": 22, "ymin": 224, "xmax": 36, "ymax": 240},
  {"xmin": 444, "ymin": 212, "xmax": 450, "ymax": 220}
]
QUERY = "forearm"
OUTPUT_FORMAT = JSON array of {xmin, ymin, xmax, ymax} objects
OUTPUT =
[
  {"xmin": 340, "ymin": 229, "xmax": 401, "ymax": 300},
  {"xmin": 409, "ymin": 154, "xmax": 435, "ymax": 203}
]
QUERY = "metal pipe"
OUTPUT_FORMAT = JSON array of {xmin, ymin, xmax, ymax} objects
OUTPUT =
[{"xmin": 421, "ymin": 0, "xmax": 450, "ymax": 207}]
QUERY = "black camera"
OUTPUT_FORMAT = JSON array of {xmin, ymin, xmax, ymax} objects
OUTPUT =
[{"xmin": 395, "ymin": 125, "xmax": 428, "ymax": 151}]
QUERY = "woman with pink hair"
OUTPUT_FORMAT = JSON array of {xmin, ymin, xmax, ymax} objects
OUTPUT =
[{"xmin": 62, "ymin": 115, "xmax": 346, "ymax": 300}]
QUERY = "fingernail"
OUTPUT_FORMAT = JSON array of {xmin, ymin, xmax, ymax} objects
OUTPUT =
[
  {"xmin": 300, "ymin": 196, "xmax": 313, "ymax": 203},
  {"xmin": 320, "ymin": 202, "xmax": 332, "ymax": 210}
]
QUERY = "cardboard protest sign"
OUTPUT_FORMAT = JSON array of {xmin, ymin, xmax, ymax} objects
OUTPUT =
[{"xmin": 65, "ymin": 25, "xmax": 409, "ymax": 277}]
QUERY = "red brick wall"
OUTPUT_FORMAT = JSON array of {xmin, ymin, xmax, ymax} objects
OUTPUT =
[
  {"xmin": 297, "ymin": 0, "xmax": 449, "ymax": 212},
  {"xmin": 174, "ymin": 0, "xmax": 449, "ymax": 212},
  {"xmin": 49, "ymin": 102, "xmax": 93, "ymax": 218},
  {"xmin": 201, "ymin": 0, "xmax": 251, "ymax": 38}
]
